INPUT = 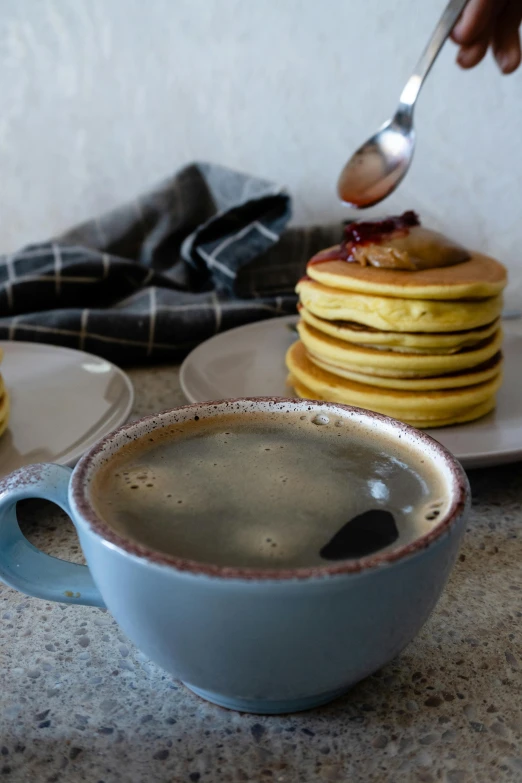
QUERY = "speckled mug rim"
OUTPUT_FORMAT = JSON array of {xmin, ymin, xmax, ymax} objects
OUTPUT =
[{"xmin": 70, "ymin": 397, "xmax": 469, "ymax": 580}]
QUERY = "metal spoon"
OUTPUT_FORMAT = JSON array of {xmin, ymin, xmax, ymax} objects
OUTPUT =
[{"xmin": 337, "ymin": 0, "xmax": 469, "ymax": 208}]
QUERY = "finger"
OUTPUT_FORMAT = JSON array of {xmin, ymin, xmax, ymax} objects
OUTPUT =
[
  {"xmin": 456, "ymin": 36, "xmax": 490, "ymax": 68},
  {"xmin": 452, "ymin": 0, "xmax": 504, "ymax": 44},
  {"xmin": 492, "ymin": 0, "xmax": 522, "ymax": 73}
]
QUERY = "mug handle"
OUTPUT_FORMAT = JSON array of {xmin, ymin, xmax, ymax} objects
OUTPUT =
[{"xmin": 0, "ymin": 463, "xmax": 104, "ymax": 607}]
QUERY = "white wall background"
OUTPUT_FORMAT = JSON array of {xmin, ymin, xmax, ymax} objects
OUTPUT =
[{"xmin": 0, "ymin": 0, "xmax": 521, "ymax": 304}]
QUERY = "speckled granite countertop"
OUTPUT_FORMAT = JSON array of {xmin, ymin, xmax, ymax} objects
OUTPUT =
[{"xmin": 1, "ymin": 363, "xmax": 521, "ymax": 783}]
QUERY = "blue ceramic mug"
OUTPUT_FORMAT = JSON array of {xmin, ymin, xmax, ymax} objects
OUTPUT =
[{"xmin": 0, "ymin": 398, "xmax": 469, "ymax": 714}]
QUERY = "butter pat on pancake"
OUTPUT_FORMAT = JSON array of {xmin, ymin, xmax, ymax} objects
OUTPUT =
[
  {"xmin": 307, "ymin": 252, "xmax": 507, "ymax": 300},
  {"xmin": 296, "ymin": 278, "xmax": 503, "ymax": 333},
  {"xmin": 299, "ymin": 306, "xmax": 500, "ymax": 355}
]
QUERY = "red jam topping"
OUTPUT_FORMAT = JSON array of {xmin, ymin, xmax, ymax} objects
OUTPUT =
[
  {"xmin": 309, "ymin": 211, "xmax": 420, "ymax": 266},
  {"xmin": 343, "ymin": 210, "xmax": 420, "ymax": 246},
  {"xmin": 308, "ymin": 211, "xmax": 470, "ymax": 270}
]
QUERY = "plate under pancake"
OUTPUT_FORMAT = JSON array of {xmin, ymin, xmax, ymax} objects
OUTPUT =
[
  {"xmin": 0, "ymin": 392, "xmax": 10, "ymax": 438},
  {"xmin": 0, "ymin": 341, "xmax": 134, "ymax": 477},
  {"xmin": 179, "ymin": 314, "xmax": 522, "ymax": 467}
]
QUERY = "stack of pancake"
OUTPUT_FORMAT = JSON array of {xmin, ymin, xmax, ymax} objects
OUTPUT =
[
  {"xmin": 0, "ymin": 348, "xmax": 8, "ymax": 437},
  {"xmin": 286, "ymin": 212, "xmax": 507, "ymax": 428}
]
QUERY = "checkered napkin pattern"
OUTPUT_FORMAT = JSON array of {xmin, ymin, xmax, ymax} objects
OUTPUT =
[{"xmin": 0, "ymin": 163, "xmax": 343, "ymax": 364}]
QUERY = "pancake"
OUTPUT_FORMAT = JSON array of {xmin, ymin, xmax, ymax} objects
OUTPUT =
[
  {"xmin": 289, "ymin": 375, "xmax": 496, "ymax": 429},
  {"xmin": 297, "ymin": 321, "xmax": 503, "ymax": 378},
  {"xmin": 298, "ymin": 306, "xmax": 500, "ymax": 355},
  {"xmin": 307, "ymin": 251, "xmax": 507, "ymax": 300},
  {"xmin": 285, "ymin": 340, "xmax": 502, "ymax": 428},
  {"xmin": 296, "ymin": 277, "xmax": 503, "ymax": 333},
  {"xmin": 308, "ymin": 352, "xmax": 503, "ymax": 391},
  {"xmin": 0, "ymin": 391, "xmax": 10, "ymax": 439},
  {"xmin": 292, "ymin": 213, "xmax": 507, "ymax": 427}
]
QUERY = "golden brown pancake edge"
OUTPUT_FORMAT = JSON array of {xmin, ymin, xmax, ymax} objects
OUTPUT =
[{"xmin": 307, "ymin": 252, "xmax": 507, "ymax": 300}]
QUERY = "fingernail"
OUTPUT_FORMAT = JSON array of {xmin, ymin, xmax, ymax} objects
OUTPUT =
[
  {"xmin": 457, "ymin": 51, "xmax": 470, "ymax": 68},
  {"xmin": 498, "ymin": 52, "xmax": 515, "ymax": 73},
  {"xmin": 452, "ymin": 21, "xmax": 464, "ymax": 42}
]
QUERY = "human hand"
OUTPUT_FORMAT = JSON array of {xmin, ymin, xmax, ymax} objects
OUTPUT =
[{"xmin": 451, "ymin": 0, "xmax": 522, "ymax": 73}]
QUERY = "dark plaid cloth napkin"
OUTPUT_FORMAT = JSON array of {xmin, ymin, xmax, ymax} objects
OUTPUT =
[{"xmin": 0, "ymin": 163, "xmax": 343, "ymax": 364}]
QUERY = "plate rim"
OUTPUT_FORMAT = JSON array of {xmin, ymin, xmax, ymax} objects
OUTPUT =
[
  {"xmin": 180, "ymin": 317, "xmax": 522, "ymax": 470},
  {"xmin": 0, "ymin": 339, "xmax": 135, "ymax": 468},
  {"xmin": 179, "ymin": 315, "xmax": 297, "ymax": 403}
]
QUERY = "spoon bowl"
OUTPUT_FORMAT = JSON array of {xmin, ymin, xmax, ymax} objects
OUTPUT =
[
  {"xmin": 338, "ymin": 116, "xmax": 415, "ymax": 209},
  {"xmin": 338, "ymin": 0, "xmax": 469, "ymax": 208}
]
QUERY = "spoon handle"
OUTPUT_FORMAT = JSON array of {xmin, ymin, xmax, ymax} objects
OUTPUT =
[{"xmin": 398, "ymin": 0, "xmax": 470, "ymax": 119}]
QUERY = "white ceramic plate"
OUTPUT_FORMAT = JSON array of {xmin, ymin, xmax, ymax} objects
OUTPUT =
[
  {"xmin": 0, "ymin": 341, "xmax": 134, "ymax": 477},
  {"xmin": 180, "ymin": 315, "xmax": 522, "ymax": 469}
]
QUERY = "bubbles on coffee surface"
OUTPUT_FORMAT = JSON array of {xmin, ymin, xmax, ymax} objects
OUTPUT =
[
  {"xmin": 424, "ymin": 499, "xmax": 444, "ymax": 522},
  {"xmin": 92, "ymin": 410, "xmax": 448, "ymax": 569},
  {"xmin": 233, "ymin": 527, "xmax": 288, "ymax": 562},
  {"xmin": 116, "ymin": 466, "xmax": 158, "ymax": 491},
  {"xmin": 312, "ymin": 414, "xmax": 330, "ymax": 426}
]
